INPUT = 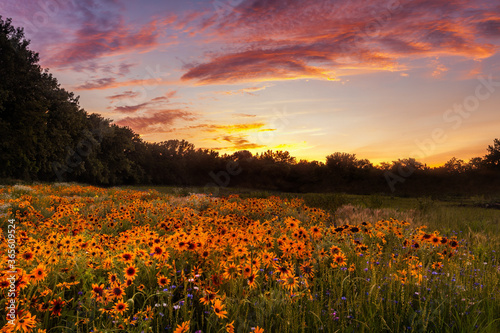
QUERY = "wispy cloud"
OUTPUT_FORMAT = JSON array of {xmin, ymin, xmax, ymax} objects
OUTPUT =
[
  {"xmin": 232, "ymin": 113, "xmax": 257, "ymax": 118},
  {"xmin": 115, "ymin": 109, "xmax": 195, "ymax": 132},
  {"xmin": 77, "ymin": 77, "xmax": 117, "ymax": 90},
  {"xmin": 106, "ymin": 90, "xmax": 140, "ymax": 101},
  {"xmin": 214, "ymin": 85, "xmax": 272, "ymax": 95},
  {"xmin": 110, "ymin": 91, "xmax": 180, "ymax": 114},
  {"xmin": 114, "ymin": 102, "xmax": 149, "ymax": 114},
  {"xmin": 75, "ymin": 77, "xmax": 177, "ymax": 90}
]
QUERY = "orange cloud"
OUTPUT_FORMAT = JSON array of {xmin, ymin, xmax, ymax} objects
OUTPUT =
[
  {"xmin": 180, "ymin": 0, "xmax": 499, "ymax": 84},
  {"xmin": 213, "ymin": 134, "xmax": 266, "ymax": 151},
  {"xmin": 182, "ymin": 123, "xmax": 275, "ymax": 134},
  {"xmin": 181, "ymin": 48, "xmax": 340, "ymax": 84}
]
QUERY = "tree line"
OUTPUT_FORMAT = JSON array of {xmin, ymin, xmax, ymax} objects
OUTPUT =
[{"xmin": 1, "ymin": 17, "xmax": 499, "ymax": 196}]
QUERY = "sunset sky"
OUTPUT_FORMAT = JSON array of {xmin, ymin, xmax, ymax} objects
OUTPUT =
[{"xmin": 2, "ymin": 0, "xmax": 500, "ymax": 165}]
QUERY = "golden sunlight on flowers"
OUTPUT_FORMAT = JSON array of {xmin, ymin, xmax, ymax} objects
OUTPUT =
[{"xmin": 0, "ymin": 184, "xmax": 493, "ymax": 332}]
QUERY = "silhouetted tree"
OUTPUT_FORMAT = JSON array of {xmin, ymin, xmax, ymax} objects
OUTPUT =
[
  {"xmin": 484, "ymin": 138, "xmax": 500, "ymax": 169},
  {"xmin": 442, "ymin": 157, "xmax": 466, "ymax": 174}
]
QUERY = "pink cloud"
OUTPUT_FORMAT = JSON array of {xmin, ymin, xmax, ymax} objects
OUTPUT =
[
  {"xmin": 106, "ymin": 90, "xmax": 140, "ymax": 101},
  {"xmin": 114, "ymin": 102, "xmax": 149, "ymax": 114},
  {"xmin": 115, "ymin": 109, "xmax": 195, "ymax": 132},
  {"xmin": 4, "ymin": 0, "xmax": 177, "ymax": 69}
]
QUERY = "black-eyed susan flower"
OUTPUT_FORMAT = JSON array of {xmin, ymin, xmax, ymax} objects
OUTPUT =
[
  {"xmin": 173, "ymin": 321, "xmax": 190, "ymax": 333},
  {"xmin": 300, "ymin": 262, "xmax": 314, "ymax": 279},
  {"xmin": 107, "ymin": 284, "xmax": 125, "ymax": 300},
  {"xmin": 331, "ymin": 253, "xmax": 348, "ymax": 268},
  {"xmin": 123, "ymin": 265, "xmax": 138, "ymax": 280},
  {"xmin": 431, "ymin": 235, "xmax": 441, "ymax": 245},
  {"xmin": 281, "ymin": 273, "xmax": 298, "ymax": 292},
  {"xmin": 119, "ymin": 252, "xmax": 134, "ymax": 263},
  {"xmin": 157, "ymin": 275, "xmax": 170, "ymax": 287},
  {"xmin": 14, "ymin": 311, "xmax": 37, "ymax": 332},
  {"xmin": 200, "ymin": 289, "xmax": 217, "ymax": 305},
  {"xmin": 226, "ymin": 321, "xmax": 235, "ymax": 333},
  {"xmin": 223, "ymin": 263, "xmax": 240, "ymax": 280},
  {"xmin": 91, "ymin": 284, "xmax": 105, "ymax": 301},
  {"xmin": 247, "ymin": 273, "xmax": 258, "ymax": 289},
  {"xmin": 108, "ymin": 273, "xmax": 119, "ymax": 284},
  {"xmin": 49, "ymin": 297, "xmax": 65, "ymax": 316},
  {"xmin": 21, "ymin": 251, "xmax": 35, "ymax": 262},
  {"xmin": 329, "ymin": 245, "xmax": 341, "ymax": 256},
  {"xmin": 432, "ymin": 261, "xmax": 443, "ymax": 270},
  {"xmin": 113, "ymin": 301, "xmax": 128, "ymax": 315},
  {"xmin": 31, "ymin": 264, "xmax": 47, "ymax": 282},
  {"xmin": 212, "ymin": 299, "xmax": 228, "ymax": 319}
]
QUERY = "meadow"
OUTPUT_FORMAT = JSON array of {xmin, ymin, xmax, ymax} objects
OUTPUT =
[{"xmin": 0, "ymin": 183, "xmax": 499, "ymax": 332}]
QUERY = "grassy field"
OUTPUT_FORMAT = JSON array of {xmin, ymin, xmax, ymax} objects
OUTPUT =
[{"xmin": 0, "ymin": 183, "xmax": 499, "ymax": 332}]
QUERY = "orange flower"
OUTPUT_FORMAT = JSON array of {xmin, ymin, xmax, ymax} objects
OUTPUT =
[
  {"xmin": 432, "ymin": 261, "xmax": 443, "ymax": 270},
  {"xmin": 431, "ymin": 236, "xmax": 441, "ymax": 245},
  {"xmin": 113, "ymin": 301, "xmax": 128, "ymax": 315},
  {"xmin": 108, "ymin": 273, "xmax": 119, "ymax": 284},
  {"xmin": 119, "ymin": 252, "xmax": 134, "ymax": 263},
  {"xmin": 49, "ymin": 297, "xmax": 65, "ymax": 316},
  {"xmin": 331, "ymin": 252, "xmax": 347, "ymax": 268},
  {"xmin": 281, "ymin": 273, "xmax": 298, "ymax": 292},
  {"xmin": 31, "ymin": 264, "xmax": 47, "ymax": 282},
  {"xmin": 157, "ymin": 275, "xmax": 171, "ymax": 287},
  {"xmin": 91, "ymin": 284, "xmax": 105, "ymax": 301},
  {"xmin": 200, "ymin": 289, "xmax": 217, "ymax": 305},
  {"xmin": 151, "ymin": 245, "xmax": 164, "ymax": 257},
  {"xmin": 247, "ymin": 273, "xmax": 258, "ymax": 289},
  {"xmin": 107, "ymin": 284, "xmax": 125, "ymax": 300},
  {"xmin": 21, "ymin": 251, "xmax": 35, "ymax": 262},
  {"xmin": 14, "ymin": 311, "xmax": 37, "ymax": 332},
  {"xmin": 173, "ymin": 321, "xmax": 190, "ymax": 333},
  {"xmin": 329, "ymin": 245, "xmax": 341, "ymax": 256},
  {"xmin": 226, "ymin": 321, "xmax": 235, "ymax": 333},
  {"xmin": 223, "ymin": 263, "xmax": 240, "ymax": 280},
  {"xmin": 123, "ymin": 265, "xmax": 138, "ymax": 280},
  {"xmin": 300, "ymin": 262, "xmax": 314, "ymax": 279},
  {"xmin": 212, "ymin": 299, "xmax": 228, "ymax": 319},
  {"xmin": 242, "ymin": 265, "xmax": 252, "ymax": 278}
]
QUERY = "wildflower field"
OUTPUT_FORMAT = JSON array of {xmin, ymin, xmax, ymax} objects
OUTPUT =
[{"xmin": 0, "ymin": 184, "xmax": 499, "ymax": 332}]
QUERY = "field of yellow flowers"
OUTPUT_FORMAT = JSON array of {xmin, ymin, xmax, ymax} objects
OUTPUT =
[{"xmin": 0, "ymin": 184, "xmax": 498, "ymax": 332}]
